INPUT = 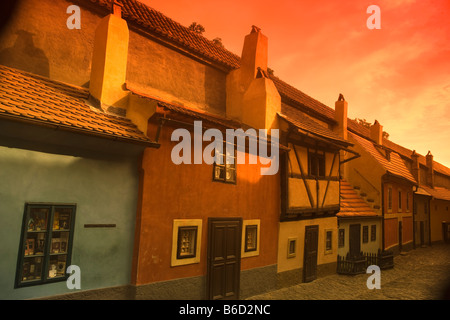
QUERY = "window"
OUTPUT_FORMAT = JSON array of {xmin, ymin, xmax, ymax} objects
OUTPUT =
[
  {"xmin": 287, "ymin": 238, "xmax": 297, "ymax": 258},
  {"xmin": 424, "ymin": 203, "xmax": 428, "ymax": 214},
  {"xmin": 308, "ymin": 151, "xmax": 325, "ymax": 177},
  {"xmin": 413, "ymin": 201, "xmax": 417, "ymax": 214},
  {"xmin": 406, "ymin": 193, "xmax": 410, "ymax": 211},
  {"xmin": 244, "ymin": 225, "xmax": 258, "ymax": 252},
  {"xmin": 16, "ymin": 203, "xmax": 76, "ymax": 288},
  {"xmin": 398, "ymin": 191, "xmax": 402, "ymax": 210},
  {"xmin": 213, "ymin": 142, "xmax": 236, "ymax": 183},
  {"xmin": 338, "ymin": 229, "xmax": 345, "ymax": 248},
  {"xmin": 363, "ymin": 226, "xmax": 369, "ymax": 243},
  {"xmin": 241, "ymin": 219, "xmax": 260, "ymax": 258},
  {"xmin": 325, "ymin": 230, "xmax": 332, "ymax": 251},
  {"xmin": 171, "ymin": 219, "xmax": 202, "ymax": 267},
  {"xmin": 371, "ymin": 225, "xmax": 376, "ymax": 242},
  {"xmin": 177, "ymin": 226, "xmax": 198, "ymax": 259},
  {"xmin": 387, "ymin": 187, "xmax": 393, "ymax": 210}
]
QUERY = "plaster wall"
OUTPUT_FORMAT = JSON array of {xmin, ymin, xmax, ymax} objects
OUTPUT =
[
  {"xmin": 132, "ymin": 123, "xmax": 280, "ymax": 286},
  {"xmin": 430, "ymin": 199, "xmax": 450, "ymax": 242},
  {"xmin": 0, "ymin": 146, "xmax": 139, "ymax": 299},
  {"xmin": 277, "ymin": 217, "xmax": 337, "ymax": 274},
  {"xmin": 337, "ymin": 218, "xmax": 382, "ymax": 257}
]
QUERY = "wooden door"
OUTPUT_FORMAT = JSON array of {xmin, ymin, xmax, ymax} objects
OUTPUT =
[
  {"xmin": 303, "ymin": 225, "xmax": 318, "ymax": 283},
  {"xmin": 420, "ymin": 221, "xmax": 425, "ymax": 246},
  {"xmin": 349, "ymin": 224, "xmax": 361, "ymax": 259},
  {"xmin": 207, "ymin": 218, "xmax": 242, "ymax": 300},
  {"xmin": 398, "ymin": 221, "xmax": 403, "ymax": 252}
]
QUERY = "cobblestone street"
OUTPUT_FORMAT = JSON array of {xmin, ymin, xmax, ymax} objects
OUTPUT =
[{"xmin": 248, "ymin": 243, "xmax": 450, "ymax": 300}]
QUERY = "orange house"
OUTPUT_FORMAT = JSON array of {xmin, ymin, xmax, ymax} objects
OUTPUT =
[{"xmin": 130, "ymin": 98, "xmax": 281, "ymax": 299}]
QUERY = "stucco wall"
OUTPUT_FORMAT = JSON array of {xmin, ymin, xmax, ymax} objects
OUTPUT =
[
  {"xmin": 0, "ymin": 146, "xmax": 139, "ymax": 299},
  {"xmin": 430, "ymin": 199, "xmax": 450, "ymax": 242},
  {"xmin": 337, "ymin": 218, "xmax": 382, "ymax": 257},
  {"xmin": 126, "ymin": 30, "xmax": 227, "ymax": 115},
  {"xmin": 132, "ymin": 123, "xmax": 280, "ymax": 286},
  {"xmin": 277, "ymin": 217, "xmax": 337, "ymax": 274},
  {"xmin": 0, "ymin": 0, "xmax": 99, "ymax": 86}
]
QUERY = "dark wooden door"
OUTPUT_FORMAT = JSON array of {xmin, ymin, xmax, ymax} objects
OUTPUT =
[
  {"xmin": 303, "ymin": 225, "xmax": 318, "ymax": 283},
  {"xmin": 420, "ymin": 221, "xmax": 425, "ymax": 246},
  {"xmin": 349, "ymin": 224, "xmax": 361, "ymax": 259},
  {"xmin": 207, "ymin": 218, "xmax": 242, "ymax": 300},
  {"xmin": 398, "ymin": 221, "xmax": 403, "ymax": 252}
]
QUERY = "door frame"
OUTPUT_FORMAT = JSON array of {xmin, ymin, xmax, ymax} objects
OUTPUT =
[
  {"xmin": 206, "ymin": 217, "xmax": 242, "ymax": 300},
  {"xmin": 303, "ymin": 225, "xmax": 319, "ymax": 283},
  {"xmin": 349, "ymin": 224, "xmax": 361, "ymax": 259}
]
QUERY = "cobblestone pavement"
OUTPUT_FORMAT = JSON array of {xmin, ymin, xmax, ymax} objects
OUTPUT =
[{"xmin": 247, "ymin": 243, "xmax": 450, "ymax": 300}]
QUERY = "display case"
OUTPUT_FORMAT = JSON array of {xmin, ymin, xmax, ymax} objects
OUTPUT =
[{"xmin": 16, "ymin": 204, "xmax": 76, "ymax": 288}]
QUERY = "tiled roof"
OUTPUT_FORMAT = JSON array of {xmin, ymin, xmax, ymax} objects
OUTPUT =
[
  {"xmin": 0, "ymin": 65, "xmax": 151, "ymax": 144},
  {"xmin": 79, "ymin": 0, "xmax": 240, "ymax": 69},
  {"xmin": 128, "ymin": 88, "xmax": 242, "ymax": 130},
  {"xmin": 421, "ymin": 186, "xmax": 450, "ymax": 201},
  {"xmin": 382, "ymin": 139, "xmax": 450, "ymax": 177},
  {"xmin": 270, "ymin": 75, "xmax": 336, "ymax": 123},
  {"xmin": 350, "ymin": 132, "xmax": 417, "ymax": 184},
  {"xmin": 337, "ymin": 180, "xmax": 379, "ymax": 218},
  {"xmin": 279, "ymin": 103, "xmax": 350, "ymax": 146}
]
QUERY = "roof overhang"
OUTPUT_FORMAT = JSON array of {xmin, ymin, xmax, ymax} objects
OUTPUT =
[{"xmin": 0, "ymin": 116, "xmax": 157, "ymax": 159}]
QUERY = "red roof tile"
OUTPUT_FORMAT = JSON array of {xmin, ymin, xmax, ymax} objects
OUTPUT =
[
  {"xmin": 270, "ymin": 75, "xmax": 336, "ymax": 123},
  {"xmin": 350, "ymin": 132, "xmax": 416, "ymax": 184},
  {"xmin": 279, "ymin": 103, "xmax": 350, "ymax": 146},
  {"xmin": 78, "ymin": 0, "xmax": 240, "ymax": 69},
  {"xmin": 0, "ymin": 65, "xmax": 151, "ymax": 144},
  {"xmin": 337, "ymin": 180, "xmax": 379, "ymax": 218},
  {"xmin": 421, "ymin": 186, "xmax": 450, "ymax": 201}
]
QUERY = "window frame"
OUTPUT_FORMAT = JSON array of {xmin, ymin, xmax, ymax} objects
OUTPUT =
[
  {"xmin": 176, "ymin": 226, "xmax": 198, "ymax": 259},
  {"xmin": 212, "ymin": 142, "xmax": 237, "ymax": 184},
  {"xmin": 370, "ymin": 225, "xmax": 376, "ymax": 242},
  {"xmin": 171, "ymin": 219, "xmax": 202, "ymax": 267},
  {"xmin": 15, "ymin": 203, "xmax": 76, "ymax": 288},
  {"xmin": 241, "ymin": 219, "xmax": 260, "ymax": 258},
  {"xmin": 362, "ymin": 225, "xmax": 369, "ymax": 243},
  {"xmin": 338, "ymin": 229, "xmax": 345, "ymax": 248},
  {"xmin": 287, "ymin": 237, "xmax": 297, "ymax": 258},
  {"xmin": 325, "ymin": 230, "xmax": 333, "ymax": 254},
  {"xmin": 308, "ymin": 151, "xmax": 326, "ymax": 177},
  {"xmin": 398, "ymin": 190, "xmax": 402, "ymax": 211}
]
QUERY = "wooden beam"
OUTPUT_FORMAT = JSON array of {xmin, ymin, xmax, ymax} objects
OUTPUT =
[
  {"xmin": 321, "ymin": 152, "xmax": 338, "ymax": 208},
  {"xmin": 293, "ymin": 145, "xmax": 315, "ymax": 208}
]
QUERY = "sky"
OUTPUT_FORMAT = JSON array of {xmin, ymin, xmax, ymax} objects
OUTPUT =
[{"xmin": 140, "ymin": 0, "xmax": 450, "ymax": 168}]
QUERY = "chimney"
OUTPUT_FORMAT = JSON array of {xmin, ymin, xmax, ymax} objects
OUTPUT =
[
  {"xmin": 426, "ymin": 151, "xmax": 434, "ymax": 187},
  {"xmin": 370, "ymin": 120, "xmax": 383, "ymax": 145},
  {"xmin": 89, "ymin": 0, "xmax": 129, "ymax": 114},
  {"xmin": 240, "ymin": 26, "xmax": 268, "ymax": 86},
  {"xmin": 226, "ymin": 26, "xmax": 280, "ymax": 130},
  {"xmin": 411, "ymin": 150, "xmax": 420, "ymax": 185},
  {"xmin": 334, "ymin": 93, "xmax": 348, "ymax": 140}
]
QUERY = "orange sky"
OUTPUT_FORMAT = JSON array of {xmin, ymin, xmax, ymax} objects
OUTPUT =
[{"xmin": 141, "ymin": 0, "xmax": 450, "ymax": 168}]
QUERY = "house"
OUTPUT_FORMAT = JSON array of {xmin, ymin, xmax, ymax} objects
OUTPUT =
[
  {"xmin": 392, "ymin": 146, "xmax": 450, "ymax": 245},
  {"xmin": 0, "ymin": 64, "xmax": 159, "ymax": 299},
  {"xmin": 2, "ymin": 0, "xmax": 448, "ymax": 301},
  {"xmin": 275, "ymin": 101, "xmax": 354, "ymax": 285},
  {"xmin": 337, "ymin": 180, "xmax": 381, "ymax": 259}
]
